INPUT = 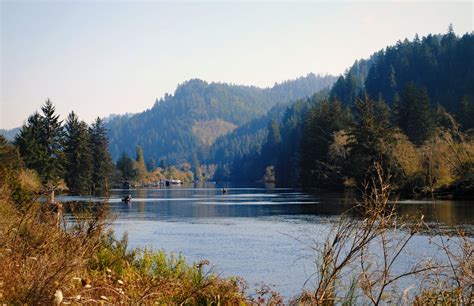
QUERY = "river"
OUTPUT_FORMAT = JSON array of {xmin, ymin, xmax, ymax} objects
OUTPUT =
[{"xmin": 59, "ymin": 184, "xmax": 474, "ymax": 299}]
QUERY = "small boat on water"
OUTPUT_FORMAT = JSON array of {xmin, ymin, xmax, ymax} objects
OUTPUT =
[{"xmin": 122, "ymin": 195, "xmax": 132, "ymax": 203}]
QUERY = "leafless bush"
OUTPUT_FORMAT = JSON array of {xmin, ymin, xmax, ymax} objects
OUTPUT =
[{"xmin": 292, "ymin": 162, "xmax": 447, "ymax": 305}]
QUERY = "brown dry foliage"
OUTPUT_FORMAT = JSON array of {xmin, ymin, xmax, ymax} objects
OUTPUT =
[{"xmin": 0, "ymin": 193, "xmax": 251, "ymax": 305}]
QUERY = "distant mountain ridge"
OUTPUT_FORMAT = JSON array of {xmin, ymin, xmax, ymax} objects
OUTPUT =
[
  {"xmin": 0, "ymin": 127, "xmax": 20, "ymax": 141},
  {"xmin": 106, "ymin": 73, "xmax": 337, "ymax": 163}
]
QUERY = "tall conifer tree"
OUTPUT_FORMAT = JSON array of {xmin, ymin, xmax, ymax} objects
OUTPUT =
[
  {"xmin": 15, "ymin": 100, "xmax": 64, "ymax": 184},
  {"xmin": 135, "ymin": 145, "xmax": 147, "ymax": 181},
  {"xmin": 64, "ymin": 112, "xmax": 92, "ymax": 194},
  {"xmin": 397, "ymin": 83, "xmax": 436, "ymax": 145},
  {"xmin": 89, "ymin": 117, "xmax": 114, "ymax": 193}
]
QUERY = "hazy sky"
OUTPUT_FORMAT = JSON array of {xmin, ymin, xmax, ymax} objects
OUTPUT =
[{"xmin": 1, "ymin": 1, "xmax": 472, "ymax": 129}]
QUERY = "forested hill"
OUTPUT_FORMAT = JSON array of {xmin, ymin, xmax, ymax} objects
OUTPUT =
[
  {"xmin": 106, "ymin": 73, "xmax": 336, "ymax": 163},
  {"xmin": 330, "ymin": 30, "xmax": 474, "ymax": 116},
  {"xmin": 225, "ymin": 30, "xmax": 474, "ymax": 190}
]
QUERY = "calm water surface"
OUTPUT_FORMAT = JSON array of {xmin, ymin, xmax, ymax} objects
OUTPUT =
[{"xmin": 60, "ymin": 185, "xmax": 474, "ymax": 298}]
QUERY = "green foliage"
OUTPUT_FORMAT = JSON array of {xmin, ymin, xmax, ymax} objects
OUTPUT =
[
  {"xmin": 146, "ymin": 158, "xmax": 156, "ymax": 172},
  {"xmin": 192, "ymin": 153, "xmax": 203, "ymax": 181},
  {"xmin": 64, "ymin": 112, "xmax": 93, "ymax": 194},
  {"xmin": 347, "ymin": 96, "xmax": 397, "ymax": 185},
  {"xmin": 14, "ymin": 101, "xmax": 114, "ymax": 195},
  {"xmin": 396, "ymin": 83, "xmax": 436, "ymax": 145},
  {"xmin": 458, "ymin": 95, "xmax": 474, "ymax": 130},
  {"xmin": 272, "ymin": 99, "xmax": 313, "ymax": 186},
  {"xmin": 89, "ymin": 118, "xmax": 114, "ymax": 193},
  {"xmin": 134, "ymin": 145, "xmax": 147, "ymax": 181},
  {"xmin": 209, "ymin": 102, "xmax": 287, "ymax": 167},
  {"xmin": 91, "ymin": 232, "xmax": 136, "ymax": 275},
  {"xmin": 15, "ymin": 100, "xmax": 64, "ymax": 184},
  {"xmin": 116, "ymin": 152, "xmax": 136, "ymax": 181},
  {"xmin": 228, "ymin": 96, "xmax": 317, "ymax": 185},
  {"xmin": 364, "ymin": 31, "xmax": 474, "ymax": 113},
  {"xmin": 0, "ymin": 135, "xmax": 40, "ymax": 204},
  {"xmin": 107, "ymin": 74, "xmax": 336, "ymax": 164},
  {"xmin": 300, "ymin": 98, "xmax": 352, "ymax": 188},
  {"xmin": 330, "ymin": 56, "xmax": 379, "ymax": 105}
]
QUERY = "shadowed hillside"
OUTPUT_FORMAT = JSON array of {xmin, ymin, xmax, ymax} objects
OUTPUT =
[{"xmin": 106, "ymin": 73, "xmax": 336, "ymax": 164}]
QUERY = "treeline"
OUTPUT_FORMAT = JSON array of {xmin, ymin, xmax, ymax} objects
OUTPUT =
[
  {"xmin": 14, "ymin": 100, "xmax": 114, "ymax": 195},
  {"xmin": 115, "ymin": 147, "xmax": 195, "ymax": 186},
  {"xmin": 331, "ymin": 26, "xmax": 474, "ymax": 122},
  {"xmin": 106, "ymin": 74, "xmax": 337, "ymax": 164},
  {"xmin": 220, "ymin": 30, "xmax": 473, "ymax": 197}
]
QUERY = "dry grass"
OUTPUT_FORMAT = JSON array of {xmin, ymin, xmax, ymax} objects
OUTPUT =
[{"xmin": 0, "ymin": 192, "xmax": 251, "ymax": 305}]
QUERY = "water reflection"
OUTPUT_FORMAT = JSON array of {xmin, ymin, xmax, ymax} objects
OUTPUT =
[
  {"xmin": 58, "ymin": 187, "xmax": 474, "ymax": 227},
  {"xmin": 59, "ymin": 186, "xmax": 473, "ymax": 298}
]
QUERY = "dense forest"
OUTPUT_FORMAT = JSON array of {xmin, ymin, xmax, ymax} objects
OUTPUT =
[
  {"xmin": 331, "ymin": 26, "xmax": 474, "ymax": 116},
  {"xmin": 221, "ymin": 30, "xmax": 473, "ymax": 197},
  {"xmin": 106, "ymin": 73, "xmax": 337, "ymax": 164},
  {"xmin": 2, "ymin": 30, "xmax": 473, "ymax": 198}
]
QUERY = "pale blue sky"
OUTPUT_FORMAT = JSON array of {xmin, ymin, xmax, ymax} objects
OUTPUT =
[{"xmin": 1, "ymin": 1, "xmax": 472, "ymax": 129}]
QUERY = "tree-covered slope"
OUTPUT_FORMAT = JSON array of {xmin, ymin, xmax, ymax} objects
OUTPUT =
[
  {"xmin": 225, "ymin": 30, "xmax": 474, "ymax": 186},
  {"xmin": 106, "ymin": 73, "xmax": 336, "ymax": 163},
  {"xmin": 331, "ymin": 29, "xmax": 474, "ymax": 117}
]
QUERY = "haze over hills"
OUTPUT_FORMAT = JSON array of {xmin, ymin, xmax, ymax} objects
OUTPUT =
[
  {"xmin": 106, "ymin": 73, "xmax": 337, "ymax": 163},
  {"xmin": 0, "ymin": 128, "xmax": 20, "ymax": 141}
]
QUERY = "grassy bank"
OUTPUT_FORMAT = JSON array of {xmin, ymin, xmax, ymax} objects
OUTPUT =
[{"xmin": 0, "ymin": 195, "xmax": 253, "ymax": 304}]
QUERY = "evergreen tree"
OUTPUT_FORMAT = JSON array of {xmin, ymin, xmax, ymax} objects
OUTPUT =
[
  {"xmin": 158, "ymin": 158, "xmax": 167, "ymax": 169},
  {"xmin": 348, "ymin": 96, "xmax": 397, "ymax": 184},
  {"xmin": 192, "ymin": 153, "xmax": 203, "ymax": 181},
  {"xmin": 135, "ymin": 145, "xmax": 147, "ymax": 181},
  {"xmin": 116, "ymin": 152, "xmax": 136, "ymax": 180},
  {"xmin": 15, "ymin": 112, "xmax": 44, "ymax": 172},
  {"xmin": 89, "ymin": 117, "xmax": 114, "ymax": 193},
  {"xmin": 300, "ymin": 98, "xmax": 352, "ymax": 188},
  {"xmin": 146, "ymin": 158, "xmax": 157, "ymax": 172},
  {"xmin": 64, "ymin": 112, "xmax": 92, "ymax": 195},
  {"xmin": 15, "ymin": 100, "xmax": 64, "ymax": 184},
  {"xmin": 458, "ymin": 95, "xmax": 474, "ymax": 130},
  {"xmin": 266, "ymin": 119, "xmax": 282, "ymax": 147},
  {"xmin": 397, "ymin": 83, "xmax": 436, "ymax": 145},
  {"xmin": 273, "ymin": 99, "xmax": 312, "ymax": 186},
  {"xmin": 39, "ymin": 100, "xmax": 65, "ymax": 183}
]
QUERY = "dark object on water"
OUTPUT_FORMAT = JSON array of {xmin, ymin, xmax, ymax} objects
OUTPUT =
[
  {"xmin": 221, "ymin": 188, "xmax": 228, "ymax": 194},
  {"xmin": 122, "ymin": 195, "xmax": 132, "ymax": 203}
]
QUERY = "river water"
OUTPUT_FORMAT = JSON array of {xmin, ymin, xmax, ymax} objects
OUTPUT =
[{"xmin": 59, "ymin": 185, "xmax": 474, "ymax": 299}]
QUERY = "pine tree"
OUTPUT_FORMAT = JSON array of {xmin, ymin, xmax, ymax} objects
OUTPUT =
[
  {"xmin": 116, "ymin": 152, "xmax": 136, "ymax": 180},
  {"xmin": 15, "ymin": 112, "xmax": 44, "ymax": 172},
  {"xmin": 40, "ymin": 100, "xmax": 65, "ymax": 182},
  {"xmin": 89, "ymin": 117, "xmax": 114, "ymax": 193},
  {"xmin": 15, "ymin": 100, "xmax": 64, "ymax": 184},
  {"xmin": 348, "ymin": 95, "xmax": 396, "ymax": 184},
  {"xmin": 64, "ymin": 111, "xmax": 92, "ymax": 195},
  {"xmin": 398, "ymin": 83, "xmax": 436, "ymax": 145},
  {"xmin": 146, "ymin": 158, "xmax": 157, "ymax": 172},
  {"xmin": 135, "ymin": 145, "xmax": 147, "ymax": 182},
  {"xmin": 458, "ymin": 95, "xmax": 474, "ymax": 130},
  {"xmin": 300, "ymin": 98, "xmax": 352, "ymax": 187},
  {"xmin": 266, "ymin": 119, "xmax": 282, "ymax": 146},
  {"xmin": 192, "ymin": 153, "xmax": 203, "ymax": 181}
]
